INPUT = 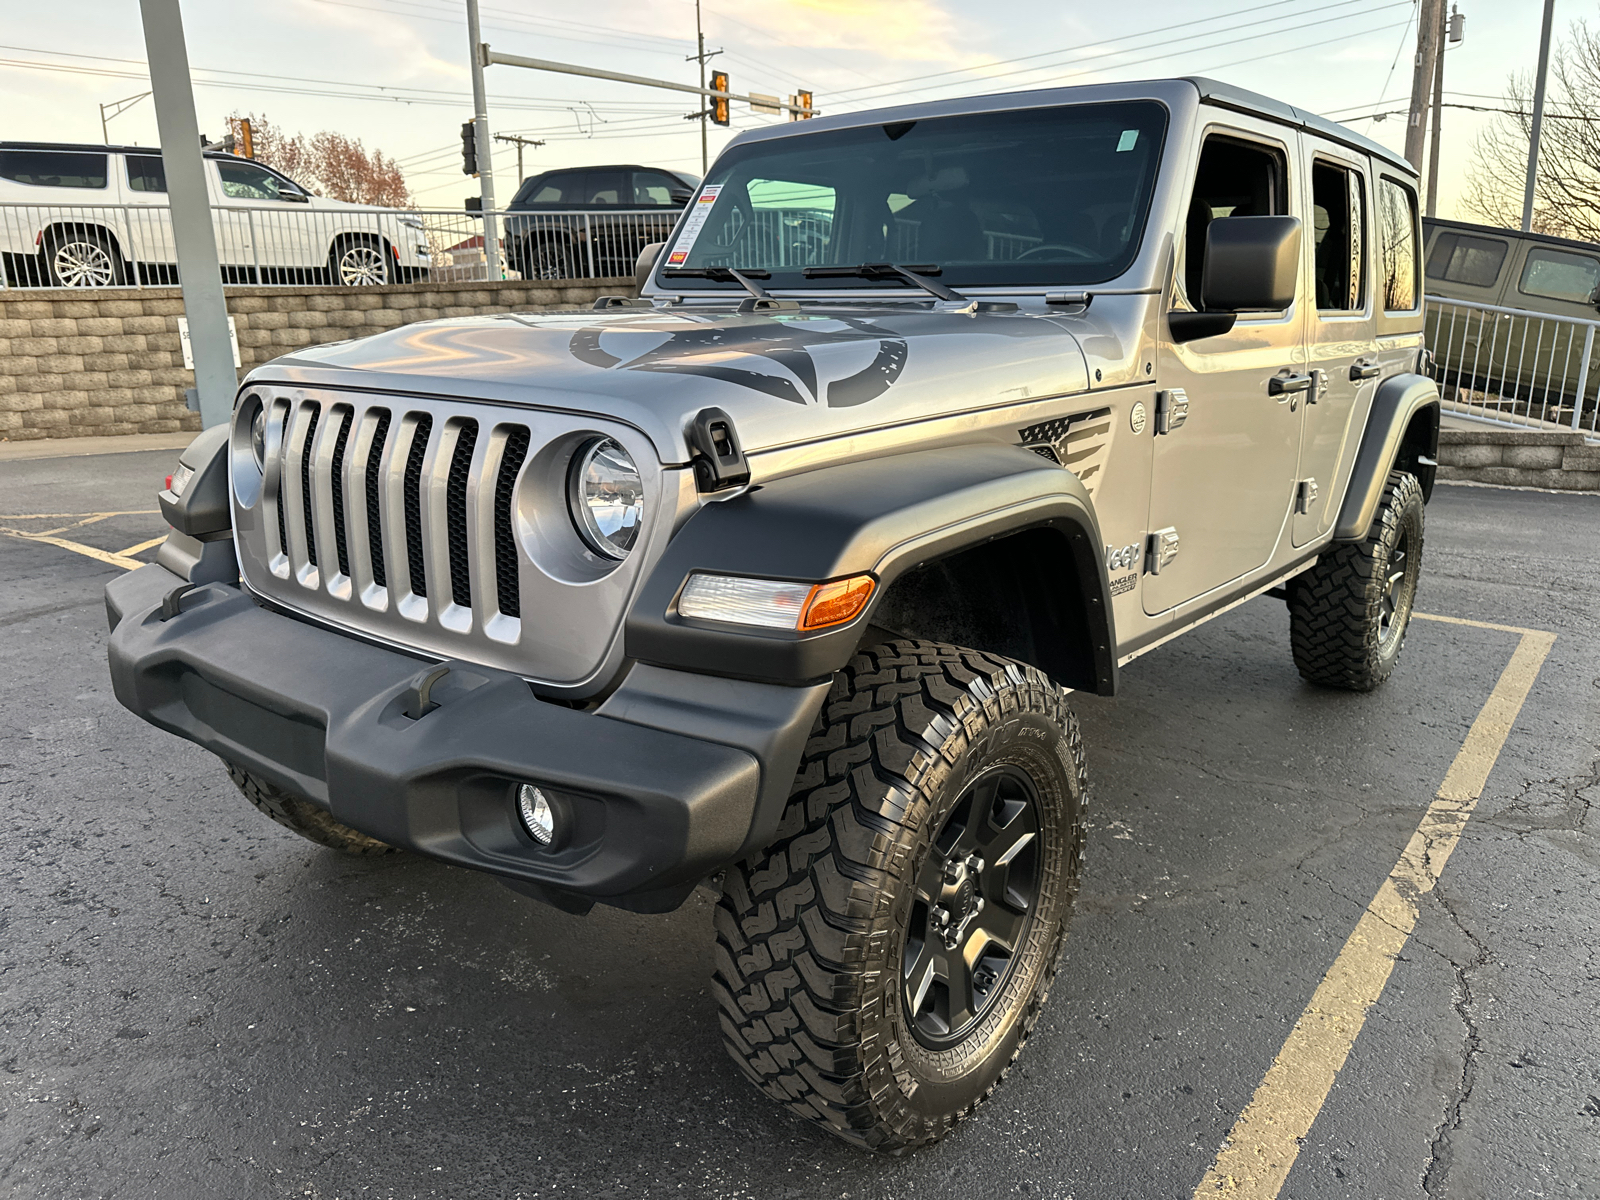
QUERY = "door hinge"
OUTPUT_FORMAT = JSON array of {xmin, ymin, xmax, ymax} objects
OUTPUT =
[
  {"xmin": 1146, "ymin": 527, "xmax": 1180, "ymax": 574},
  {"xmin": 1296, "ymin": 478, "xmax": 1320, "ymax": 515},
  {"xmin": 1307, "ymin": 368, "xmax": 1326, "ymax": 404},
  {"xmin": 1155, "ymin": 388, "xmax": 1189, "ymax": 434}
]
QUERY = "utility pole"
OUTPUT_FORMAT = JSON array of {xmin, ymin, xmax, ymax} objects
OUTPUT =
[
  {"xmin": 1405, "ymin": 0, "xmax": 1445, "ymax": 169},
  {"xmin": 137, "ymin": 0, "xmax": 235, "ymax": 428},
  {"xmin": 466, "ymin": 0, "xmax": 499, "ymax": 279},
  {"xmin": 100, "ymin": 90, "xmax": 151, "ymax": 144},
  {"xmin": 1426, "ymin": 5, "xmax": 1466, "ymax": 216},
  {"xmin": 687, "ymin": 0, "xmax": 722, "ymax": 176},
  {"xmin": 494, "ymin": 133, "xmax": 545, "ymax": 186},
  {"xmin": 1522, "ymin": 0, "xmax": 1557, "ymax": 232}
]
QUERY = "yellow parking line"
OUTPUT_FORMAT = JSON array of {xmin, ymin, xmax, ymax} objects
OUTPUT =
[
  {"xmin": 1195, "ymin": 616, "xmax": 1556, "ymax": 1197},
  {"xmin": 116, "ymin": 535, "xmax": 167, "ymax": 557},
  {"xmin": 1, "ymin": 527, "xmax": 144, "ymax": 571},
  {"xmin": 0, "ymin": 510, "xmax": 159, "ymax": 520}
]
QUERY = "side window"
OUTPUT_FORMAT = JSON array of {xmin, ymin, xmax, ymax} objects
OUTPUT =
[
  {"xmin": 1311, "ymin": 160, "xmax": 1365, "ymax": 311},
  {"xmin": 126, "ymin": 155, "xmax": 167, "ymax": 193},
  {"xmin": 1518, "ymin": 247, "xmax": 1600, "ymax": 304},
  {"xmin": 633, "ymin": 170, "xmax": 685, "ymax": 206},
  {"xmin": 584, "ymin": 171, "xmax": 625, "ymax": 205},
  {"xmin": 529, "ymin": 171, "xmax": 583, "ymax": 203},
  {"xmin": 1182, "ymin": 134, "xmax": 1288, "ymax": 308},
  {"xmin": 215, "ymin": 160, "xmax": 301, "ymax": 201},
  {"xmin": 1424, "ymin": 231, "xmax": 1507, "ymax": 288},
  {"xmin": 0, "ymin": 149, "xmax": 107, "ymax": 189},
  {"xmin": 1377, "ymin": 177, "xmax": 1419, "ymax": 311}
]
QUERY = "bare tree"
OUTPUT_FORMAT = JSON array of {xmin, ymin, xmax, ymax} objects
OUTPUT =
[
  {"xmin": 227, "ymin": 113, "xmax": 412, "ymax": 208},
  {"xmin": 1462, "ymin": 19, "xmax": 1600, "ymax": 240}
]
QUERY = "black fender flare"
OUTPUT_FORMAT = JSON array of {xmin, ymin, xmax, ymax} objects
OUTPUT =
[
  {"xmin": 625, "ymin": 443, "xmax": 1118, "ymax": 693},
  {"xmin": 1333, "ymin": 372, "xmax": 1440, "ymax": 542}
]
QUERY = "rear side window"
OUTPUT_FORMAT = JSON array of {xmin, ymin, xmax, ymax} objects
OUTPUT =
[
  {"xmin": 1425, "ymin": 231, "xmax": 1507, "ymax": 288},
  {"xmin": 1312, "ymin": 159, "xmax": 1366, "ymax": 311},
  {"xmin": 1377, "ymin": 177, "xmax": 1419, "ymax": 311},
  {"xmin": 1519, "ymin": 247, "xmax": 1600, "ymax": 304},
  {"xmin": 527, "ymin": 171, "xmax": 584, "ymax": 203},
  {"xmin": 0, "ymin": 149, "xmax": 108, "ymax": 188},
  {"xmin": 584, "ymin": 171, "xmax": 625, "ymax": 205},
  {"xmin": 126, "ymin": 155, "xmax": 166, "ymax": 193}
]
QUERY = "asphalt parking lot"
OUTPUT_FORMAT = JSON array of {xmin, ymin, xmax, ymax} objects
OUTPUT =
[{"xmin": 2, "ymin": 445, "xmax": 1597, "ymax": 1200}]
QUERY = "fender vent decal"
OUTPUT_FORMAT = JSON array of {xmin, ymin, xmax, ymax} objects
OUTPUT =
[{"xmin": 1018, "ymin": 407, "xmax": 1113, "ymax": 496}]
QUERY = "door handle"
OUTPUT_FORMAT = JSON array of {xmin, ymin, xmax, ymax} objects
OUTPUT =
[
  {"xmin": 1269, "ymin": 372, "xmax": 1312, "ymax": 398},
  {"xmin": 1350, "ymin": 360, "xmax": 1383, "ymax": 381}
]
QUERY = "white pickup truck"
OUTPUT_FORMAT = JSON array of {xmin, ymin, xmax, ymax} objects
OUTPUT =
[{"xmin": 0, "ymin": 141, "xmax": 431, "ymax": 288}]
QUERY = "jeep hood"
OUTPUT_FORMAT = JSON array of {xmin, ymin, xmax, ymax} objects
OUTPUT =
[{"xmin": 259, "ymin": 304, "xmax": 1095, "ymax": 462}]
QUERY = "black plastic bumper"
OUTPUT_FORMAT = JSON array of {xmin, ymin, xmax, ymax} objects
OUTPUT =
[{"xmin": 106, "ymin": 564, "xmax": 826, "ymax": 911}]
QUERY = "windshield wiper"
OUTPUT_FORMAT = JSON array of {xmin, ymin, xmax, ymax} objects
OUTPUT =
[
  {"xmin": 802, "ymin": 263, "xmax": 969, "ymax": 303},
  {"xmin": 659, "ymin": 266, "xmax": 772, "ymax": 301}
]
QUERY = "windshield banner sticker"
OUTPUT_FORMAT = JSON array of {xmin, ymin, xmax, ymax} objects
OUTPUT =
[{"xmin": 665, "ymin": 184, "xmax": 723, "ymax": 266}]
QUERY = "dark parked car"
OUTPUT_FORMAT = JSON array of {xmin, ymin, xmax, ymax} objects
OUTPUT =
[{"xmin": 502, "ymin": 164, "xmax": 698, "ymax": 279}]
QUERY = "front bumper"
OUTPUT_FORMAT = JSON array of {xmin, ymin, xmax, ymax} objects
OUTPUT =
[{"xmin": 106, "ymin": 564, "xmax": 825, "ymax": 911}]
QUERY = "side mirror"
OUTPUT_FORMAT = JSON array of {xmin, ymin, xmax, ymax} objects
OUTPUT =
[
  {"xmin": 668, "ymin": 188, "xmax": 693, "ymax": 206},
  {"xmin": 1201, "ymin": 215, "xmax": 1302, "ymax": 312},
  {"xmin": 635, "ymin": 241, "xmax": 664, "ymax": 291}
]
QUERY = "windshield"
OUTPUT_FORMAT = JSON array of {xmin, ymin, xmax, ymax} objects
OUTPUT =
[{"xmin": 662, "ymin": 100, "xmax": 1167, "ymax": 289}]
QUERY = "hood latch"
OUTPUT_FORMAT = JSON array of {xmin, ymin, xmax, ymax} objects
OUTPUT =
[{"xmin": 686, "ymin": 408, "xmax": 751, "ymax": 493}]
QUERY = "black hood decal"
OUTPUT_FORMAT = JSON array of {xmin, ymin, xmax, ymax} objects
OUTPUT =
[{"xmin": 569, "ymin": 314, "xmax": 909, "ymax": 407}]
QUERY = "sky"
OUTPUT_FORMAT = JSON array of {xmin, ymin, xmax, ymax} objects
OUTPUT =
[{"xmin": 0, "ymin": 0, "xmax": 1567, "ymax": 219}]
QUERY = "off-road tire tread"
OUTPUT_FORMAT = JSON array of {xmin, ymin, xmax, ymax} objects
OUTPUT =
[
  {"xmin": 1288, "ymin": 470, "xmax": 1424, "ymax": 691},
  {"xmin": 712, "ymin": 639, "xmax": 1087, "ymax": 1153},
  {"xmin": 225, "ymin": 761, "xmax": 398, "ymax": 856}
]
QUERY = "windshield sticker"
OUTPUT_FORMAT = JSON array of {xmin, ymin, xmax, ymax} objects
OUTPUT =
[
  {"xmin": 665, "ymin": 183, "xmax": 723, "ymax": 266},
  {"xmin": 1116, "ymin": 129, "xmax": 1139, "ymax": 152}
]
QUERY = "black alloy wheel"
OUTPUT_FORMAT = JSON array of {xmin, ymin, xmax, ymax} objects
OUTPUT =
[
  {"xmin": 903, "ymin": 765, "xmax": 1043, "ymax": 1048},
  {"xmin": 1377, "ymin": 521, "xmax": 1411, "ymax": 650}
]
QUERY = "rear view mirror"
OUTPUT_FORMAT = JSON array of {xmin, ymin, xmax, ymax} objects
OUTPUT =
[
  {"xmin": 635, "ymin": 242, "xmax": 664, "ymax": 290},
  {"xmin": 1201, "ymin": 216, "xmax": 1302, "ymax": 311}
]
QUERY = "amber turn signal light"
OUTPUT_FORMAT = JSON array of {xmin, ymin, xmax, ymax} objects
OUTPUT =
[{"xmin": 799, "ymin": 575, "xmax": 875, "ymax": 631}]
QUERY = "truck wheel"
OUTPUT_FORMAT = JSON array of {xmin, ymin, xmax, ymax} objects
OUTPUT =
[
  {"xmin": 713, "ymin": 640, "xmax": 1087, "ymax": 1152},
  {"xmin": 224, "ymin": 762, "xmax": 397, "ymax": 856},
  {"xmin": 1288, "ymin": 470, "xmax": 1425, "ymax": 691}
]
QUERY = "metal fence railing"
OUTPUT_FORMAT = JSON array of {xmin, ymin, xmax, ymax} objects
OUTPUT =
[
  {"xmin": 1425, "ymin": 293, "xmax": 1600, "ymax": 433},
  {"xmin": 0, "ymin": 202, "xmax": 676, "ymax": 290}
]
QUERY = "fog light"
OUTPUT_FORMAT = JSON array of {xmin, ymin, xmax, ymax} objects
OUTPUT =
[{"xmin": 517, "ymin": 783, "xmax": 556, "ymax": 845}]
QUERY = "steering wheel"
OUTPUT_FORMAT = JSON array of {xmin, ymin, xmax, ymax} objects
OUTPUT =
[{"xmin": 1016, "ymin": 243, "xmax": 1099, "ymax": 263}]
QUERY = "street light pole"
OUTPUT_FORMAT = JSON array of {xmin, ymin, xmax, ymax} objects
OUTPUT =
[
  {"xmin": 466, "ymin": 0, "xmax": 499, "ymax": 279},
  {"xmin": 137, "ymin": 0, "xmax": 235, "ymax": 429},
  {"xmin": 1522, "ymin": 0, "xmax": 1557, "ymax": 232}
]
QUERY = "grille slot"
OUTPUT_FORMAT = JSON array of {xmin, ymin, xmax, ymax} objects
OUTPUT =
[
  {"xmin": 328, "ymin": 408, "xmax": 354, "ymax": 579},
  {"xmin": 364, "ymin": 410, "xmax": 391, "ymax": 588},
  {"xmin": 494, "ymin": 426, "xmax": 530, "ymax": 619},
  {"xmin": 298, "ymin": 404, "xmax": 321, "ymax": 568},
  {"xmin": 445, "ymin": 421, "xmax": 478, "ymax": 609},
  {"xmin": 402, "ymin": 414, "xmax": 434, "ymax": 598}
]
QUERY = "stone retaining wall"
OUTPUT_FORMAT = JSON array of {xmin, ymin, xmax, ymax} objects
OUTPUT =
[
  {"xmin": 0, "ymin": 278, "xmax": 632, "ymax": 442},
  {"xmin": 1438, "ymin": 428, "xmax": 1600, "ymax": 491}
]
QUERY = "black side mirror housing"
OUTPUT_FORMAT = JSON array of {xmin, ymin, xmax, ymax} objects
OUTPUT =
[
  {"xmin": 635, "ymin": 241, "xmax": 664, "ymax": 290},
  {"xmin": 1201, "ymin": 215, "xmax": 1302, "ymax": 312},
  {"xmin": 668, "ymin": 188, "xmax": 693, "ymax": 205}
]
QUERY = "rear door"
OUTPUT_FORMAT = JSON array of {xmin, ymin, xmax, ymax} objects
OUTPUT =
[
  {"xmin": 1145, "ymin": 120, "xmax": 1307, "ymax": 614},
  {"xmin": 1294, "ymin": 141, "xmax": 1375, "ymax": 545},
  {"xmin": 121, "ymin": 153, "xmax": 177, "ymax": 277}
]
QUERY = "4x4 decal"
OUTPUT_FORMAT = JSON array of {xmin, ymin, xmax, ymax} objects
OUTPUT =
[{"xmin": 568, "ymin": 314, "xmax": 908, "ymax": 408}]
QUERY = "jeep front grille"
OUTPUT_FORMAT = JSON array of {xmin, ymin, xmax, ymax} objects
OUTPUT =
[{"xmin": 234, "ymin": 388, "xmax": 670, "ymax": 691}]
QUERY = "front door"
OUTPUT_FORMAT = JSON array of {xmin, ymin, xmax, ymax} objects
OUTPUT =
[
  {"xmin": 1295, "ymin": 145, "xmax": 1377, "ymax": 545},
  {"xmin": 1145, "ymin": 124, "xmax": 1306, "ymax": 614}
]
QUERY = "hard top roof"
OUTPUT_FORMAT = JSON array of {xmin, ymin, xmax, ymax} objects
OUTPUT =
[
  {"xmin": 725, "ymin": 77, "xmax": 1415, "ymax": 177},
  {"xmin": 1424, "ymin": 214, "xmax": 1600, "ymax": 257}
]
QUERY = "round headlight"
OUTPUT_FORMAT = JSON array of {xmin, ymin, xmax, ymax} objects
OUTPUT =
[
  {"xmin": 568, "ymin": 437, "xmax": 644, "ymax": 560},
  {"xmin": 250, "ymin": 405, "xmax": 268, "ymax": 472}
]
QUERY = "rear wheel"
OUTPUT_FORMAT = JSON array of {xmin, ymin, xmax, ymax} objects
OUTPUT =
[
  {"xmin": 531, "ymin": 239, "xmax": 574, "ymax": 280},
  {"xmin": 330, "ymin": 236, "xmax": 392, "ymax": 286},
  {"xmin": 43, "ymin": 228, "xmax": 124, "ymax": 287},
  {"xmin": 713, "ymin": 640, "xmax": 1087, "ymax": 1152},
  {"xmin": 225, "ymin": 762, "xmax": 397, "ymax": 855},
  {"xmin": 1288, "ymin": 470, "xmax": 1425, "ymax": 690}
]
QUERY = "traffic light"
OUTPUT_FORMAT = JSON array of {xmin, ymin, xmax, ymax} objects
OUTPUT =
[
  {"xmin": 789, "ymin": 90, "xmax": 813, "ymax": 121},
  {"xmin": 461, "ymin": 120, "xmax": 478, "ymax": 176},
  {"xmin": 710, "ymin": 71, "xmax": 730, "ymax": 127}
]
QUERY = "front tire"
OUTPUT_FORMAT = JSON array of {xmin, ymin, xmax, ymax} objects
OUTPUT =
[
  {"xmin": 713, "ymin": 640, "xmax": 1087, "ymax": 1152},
  {"xmin": 225, "ymin": 762, "xmax": 397, "ymax": 856},
  {"xmin": 1288, "ymin": 470, "xmax": 1425, "ymax": 690}
]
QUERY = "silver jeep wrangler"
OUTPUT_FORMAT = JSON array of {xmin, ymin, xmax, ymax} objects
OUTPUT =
[{"xmin": 107, "ymin": 77, "xmax": 1439, "ymax": 1152}]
